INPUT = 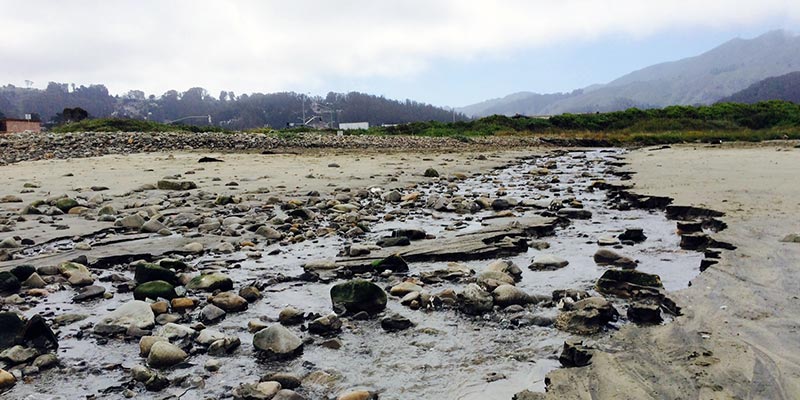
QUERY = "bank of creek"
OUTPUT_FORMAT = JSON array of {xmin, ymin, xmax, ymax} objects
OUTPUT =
[{"xmin": 0, "ymin": 149, "xmax": 732, "ymax": 400}]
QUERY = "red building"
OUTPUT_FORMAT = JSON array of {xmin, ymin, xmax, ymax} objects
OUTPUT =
[{"xmin": 0, "ymin": 118, "xmax": 41, "ymax": 133}]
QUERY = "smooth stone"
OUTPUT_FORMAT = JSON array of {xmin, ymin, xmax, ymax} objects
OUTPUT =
[{"xmin": 147, "ymin": 341, "xmax": 188, "ymax": 368}]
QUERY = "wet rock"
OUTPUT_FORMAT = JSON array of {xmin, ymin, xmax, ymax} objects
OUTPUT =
[
  {"xmin": 381, "ymin": 314, "xmax": 414, "ymax": 332},
  {"xmin": 119, "ymin": 214, "xmax": 146, "ymax": 229},
  {"xmin": 0, "ymin": 195, "xmax": 22, "ymax": 203},
  {"xmin": 559, "ymin": 340, "xmax": 592, "ymax": 367},
  {"xmin": 0, "ymin": 345, "xmax": 38, "ymax": 364},
  {"xmin": 491, "ymin": 198, "xmax": 511, "ymax": 211},
  {"xmin": 272, "ymin": 390, "xmax": 305, "ymax": 400},
  {"xmin": 423, "ymin": 168, "xmax": 439, "ymax": 178},
  {"xmin": 142, "ymin": 218, "xmax": 168, "ymax": 233},
  {"xmin": 0, "ymin": 271, "xmax": 21, "ymax": 293},
  {"xmin": 256, "ymin": 226, "xmax": 283, "ymax": 240},
  {"xmin": 72, "ymin": 285, "xmax": 105, "ymax": 302},
  {"xmin": 0, "ymin": 237, "xmax": 20, "ymax": 249},
  {"xmin": 780, "ymin": 233, "xmax": 800, "ymax": 243},
  {"xmin": 593, "ymin": 248, "xmax": 637, "ymax": 269},
  {"xmin": 486, "ymin": 260, "xmax": 522, "ymax": 281},
  {"xmin": 0, "ymin": 312, "xmax": 24, "ymax": 349},
  {"xmin": 187, "ymin": 272, "xmax": 233, "ymax": 292},
  {"xmin": 67, "ymin": 271, "xmax": 94, "ymax": 287},
  {"xmin": 596, "ymin": 269, "xmax": 663, "ymax": 298},
  {"xmin": 239, "ymin": 286, "xmax": 262, "ymax": 302},
  {"xmin": 389, "ymin": 281, "xmax": 423, "ymax": 297},
  {"xmin": 627, "ymin": 301, "xmax": 663, "ymax": 324},
  {"xmin": 261, "ymin": 373, "xmax": 302, "ymax": 390},
  {"xmin": 458, "ymin": 283, "xmax": 494, "ymax": 315},
  {"xmin": 10, "ymin": 265, "xmax": 35, "ymax": 281},
  {"xmin": 183, "ymin": 242, "xmax": 205, "ymax": 253},
  {"xmin": 330, "ymin": 279, "xmax": 387, "ymax": 315},
  {"xmin": 32, "ymin": 353, "xmax": 58, "ymax": 370},
  {"xmin": 308, "ymin": 314, "xmax": 342, "ymax": 335},
  {"xmin": 157, "ymin": 180, "xmax": 197, "ymax": 191},
  {"xmin": 134, "ymin": 280, "xmax": 177, "ymax": 301},
  {"xmin": 234, "ymin": 381, "xmax": 283, "ymax": 400},
  {"xmin": 0, "ymin": 369, "xmax": 15, "ymax": 390},
  {"xmin": 555, "ymin": 297, "xmax": 619, "ymax": 335},
  {"xmin": 618, "ymin": 228, "xmax": 646, "ymax": 243},
  {"xmin": 22, "ymin": 272, "xmax": 46, "ymax": 289},
  {"xmin": 392, "ymin": 228, "xmax": 427, "ymax": 240},
  {"xmin": 158, "ymin": 323, "xmax": 195, "ymax": 340},
  {"xmin": 476, "ymin": 270, "xmax": 515, "ymax": 291},
  {"xmin": 512, "ymin": 390, "xmax": 546, "ymax": 400},
  {"xmin": 53, "ymin": 197, "xmax": 79, "ymax": 213},
  {"xmin": 147, "ymin": 341, "xmax": 187, "ymax": 368},
  {"xmin": 131, "ymin": 364, "xmax": 170, "ymax": 391},
  {"xmin": 135, "ymin": 263, "xmax": 177, "ymax": 285},
  {"xmin": 557, "ymin": 208, "xmax": 592, "ymax": 219},
  {"xmin": 201, "ymin": 304, "xmax": 227, "ymax": 324},
  {"xmin": 371, "ymin": 254, "xmax": 409, "ymax": 272},
  {"xmin": 492, "ymin": 284, "xmax": 533, "ymax": 306},
  {"xmin": 97, "ymin": 300, "xmax": 156, "ymax": 331},
  {"xmin": 22, "ymin": 314, "xmax": 58, "ymax": 350},
  {"xmin": 376, "ymin": 236, "xmax": 410, "ymax": 247},
  {"xmin": 278, "ymin": 307, "xmax": 305, "ymax": 325},
  {"xmin": 139, "ymin": 336, "xmax": 169, "ymax": 357},
  {"xmin": 338, "ymin": 390, "xmax": 378, "ymax": 400},
  {"xmin": 170, "ymin": 297, "xmax": 196, "ymax": 311},
  {"xmin": 529, "ymin": 254, "xmax": 569, "ymax": 271},
  {"xmin": 204, "ymin": 358, "xmax": 222, "ymax": 372},
  {"xmin": 596, "ymin": 236, "xmax": 620, "ymax": 246},
  {"xmin": 210, "ymin": 292, "xmax": 249, "ymax": 312},
  {"xmin": 253, "ymin": 325, "xmax": 303, "ymax": 359}
]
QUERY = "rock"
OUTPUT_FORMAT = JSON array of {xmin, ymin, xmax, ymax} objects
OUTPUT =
[
  {"xmin": 239, "ymin": 286, "xmax": 262, "ymax": 302},
  {"xmin": 389, "ymin": 281, "xmax": 423, "ymax": 297},
  {"xmin": 201, "ymin": 304, "xmax": 227, "ymax": 323},
  {"xmin": 555, "ymin": 297, "xmax": 619, "ymax": 335},
  {"xmin": 593, "ymin": 248, "xmax": 637, "ymax": 268},
  {"xmin": 158, "ymin": 323, "xmax": 195, "ymax": 340},
  {"xmin": 376, "ymin": 236, "xmax": 410, "ymax": 247},
  {"xmin": 423, "ymin": 168, "xmax": 439, "ymax": 178},
  {"xmin": 262, "ymin": 373, "xmax": 302, "ymax": 390},
  {"xmin": 141, "ymin": 218, "xmax": 168, "ymax": 233},
  {"xmin": 183, "ymin": 242, "xmax": 205, "ymax": 253},
  {"xmin": 596, "ymin": 269, "xmax": 663, "ymax": 298},
  {"xmin": 627, "ymin": 301, "xmax": 663, "ymax": 324},
  {"xmin": 492, "ymin": 284, "xmax": 533, "ymax": 306},
  {"xmin": 32, "ymin": 353, "xmax": 58, "ymax": 370},
  {"xmin": 234, "ymin": 381, "xmax": 283, "ymax": 400},
  {"xmin": 187, "ymin": 273, "xmax": 233, "ymax": 292},
  {"xmin": 557, "ymin": 208, "xmax": 592, "ymax": 219},
  {"xmin": 256, "ymin": 226, "xmax": 283, "ymax": 240},
  {"xmin": 559, "ymin": 340, "xmax": 592, "ymax": 367},
  {"xmin": 210, "ymin": 292, "xmax": 248, "ymax": 312},
  {"xmin": 209, "ymin": 336, "xmax": 241, "ymax": 355},
  {"xmin": 273, "ymin": 389, "xmax": 305, "ymax": 400},
  {"xmin": 0, "ymin": 312, "xmax": 23, "ymax": 349},
  {"xmin": 458, "ymin": 283, "xmax": 494, "ymax": 315},
  {"xmin": 53, "ymin": 197, "xmax": 79, "ymax": 213},
  {"xmin": 139, "ymin": 336, "xmax": 169, "ymax": 357},
  {"xmin": 338, "ymin": 390, "xmax": 378, "ymax": 400},
  {"xmin": 196, "ymin": 329, "xmax": 227, "ymax": 345},
  {"xmin": 0, "ymin": 237, "xmax": 20, "ymax": 249},
  {"xmin": 303, "ymin": 259, "xmax": 337, "ymax": 271},
  {"xmin": 512, "ymin": 390, "xmax": 546, "ymax": 400},
  {"xmin": 147, "ymin": 341, "xmax": 188, "ymax": 368},
  {"xmin": 0, "ymin": 345, "xmax": 38, "ymax": 364},
  {"xmin": 252, "ymin": 325, "xmax": 303, "ymax": 358},
  {"xmin": 67, "ymin": 271, "xmax": 94, "ymax": 287},
  {"xmin": 491, "ymin": 198, "xmax": 511, "ymax": 211},
  {"xmin": 371, "ymin": 254, "xmax": 409, "ymax": 272},
  {"xmin": 486, "ymin": 260, "xmax": 522, "ymax": 281},
  {"xmin": 170, "ymin": 297, "xmax": 196, "ymax": 311},
  {"xmin": 0, "ymin": 195, "xmax": 22, "ymax": 203},
  {"xmin": 204, "ymin": 359, "xmax": 222, "ymax": 372},
  {"xmin": 308, "ymin": 314, "xmax": 342, "ymax": 335},
  {"xmin": 596, "ymin": 236, "xmax": 620, "ymax": 246},
  {"xmin": 97, "ymin": 300, "xmax": 155, "ymax": 331},
  {"xmin": 0, "ymin": 369, "xmax": 15, "ymax": 390},
  {"xmin": 330, "ymin": 279, "xmax": 387, "ymax": 315},
  {"xmin": 380, "ymin": 314, "xmax": 414, "ymax": 332},
  {"xmin": 0, "ymin": 271, "xmax": 21, "ymax": 293},
  {"xmin": 476, "ymin": 270, "xmax": 515, "ymax": 291},
  {"xmin": 529, "ymin": 254, "xmax": 569, "ymax": 271},
  {"xmin": 134, "ymin": 280, "xmax": 177, "ymax": 301},
  {"xmin": 618, "ymin": 228, "xmax": 647, "ymax": 243},
  {"xmin": 21, "ymin": 314, "xmax": 58, "ymax": 349},
  {"xmin": 119, "ymin": 214, "xmax": 146, "ymax": 229},
  {"xmin": 392, "ymin": 228, "xmax": 427, "ymax": 240},
  {"xmin": 349, "ymin": 244, "xmax": 372, "ymax": 257},
  {"xmin": 780, "ymin": 233, "xmax": 800, "ymax": 243},
  {"xmin": 10, "ymin": 265, "xmax": 35, "ymax": 281},
  {"xmin": 135, "ymin": 263, "xmax": 177, "ymax": 284},
  {"xmin": 157, "ymin": 180, "xmax": 197, "ymax": 191},
  {"xmin": 383, "ymin": 190, "xmax": 402, "ymax": 203},
  {"xmin": 22, "ymin": 272, "xmax": 46, "ymax": 289},
  {"xmin": 131, "ymin": 364, "xmax": 170, "ymax": 391},
  {"xmin": 278, "ymin": 307, "xmax": 305, "ymax": 325},
  {"xmin": 72, "ymin": 285, "xmax": 106, "ymax": 302}
]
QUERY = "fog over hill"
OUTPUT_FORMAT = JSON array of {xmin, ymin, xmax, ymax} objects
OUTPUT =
[
  {"xmin": 460, "ymin": 30, "xmax": 800, "ymax": 117},
  {"xmin": 719, "ymin": 71, "xmax": 800, "ymax": 104}
]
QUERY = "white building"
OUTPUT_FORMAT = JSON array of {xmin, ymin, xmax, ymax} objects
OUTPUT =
[{"xmin": 339, "ymin": 122, "xmax": 369, "ymax": 130}]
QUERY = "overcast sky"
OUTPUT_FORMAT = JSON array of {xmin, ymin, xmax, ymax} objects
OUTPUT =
[{"xmin": 4, "ymin": 1, "xmax": 800, "ymax": 106}]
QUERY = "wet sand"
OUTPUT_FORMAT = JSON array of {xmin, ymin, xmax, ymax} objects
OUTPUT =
[{"xmin": 546, "ymin": 141, "xmax": 800, "ymax": 399}]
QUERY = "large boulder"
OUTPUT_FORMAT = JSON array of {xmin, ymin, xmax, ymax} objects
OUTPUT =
[
  {"xmin": 458, "ymin": 283, "xmax": 494, "ymax": 315},
  {"xmin": 330, "ymin": 280, "xmax": 387, "ymax": 315},
  {"xmin": 596, "ymin": 269, "xmax": 663, "ymax": 298},
  {"xmin": 0, "ymin": 271, "xmax": 20, "ymax": 293},
  {"xmin": 252, "ymin": 325, "xmax": 303, "ymax": 359},
  {"xmin": 187, "ymin": 273, "xmax": 233, "ymax": 292},
  {"xmin": 96, "ymin": 300, "xmax": 156, "ymax": 331},
  {"xmin": 134, "ymin": 281, "xmax": 177, "ymax": 301},
  {"xmin": 0, "ymin": 312, "xmax": 23, "ymax": 349},
  {"xmin": 492, "ymin": 284, "xmax": 533, "ymax": 307},
  {"xmin": 135, "ymin": 263, "xmax": 177, "ymax": 284},
  {"xmin": 370, "ymin": 254, "xmax": 409, "ymax": 272},
  {"xmin": 555, "ymin": 297, "xmax": 619, "ymax": 335}
]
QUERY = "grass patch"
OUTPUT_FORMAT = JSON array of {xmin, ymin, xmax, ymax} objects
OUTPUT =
[{"xmin": 51, "ymin": 118, "xmax": 229, "ymax": 133}]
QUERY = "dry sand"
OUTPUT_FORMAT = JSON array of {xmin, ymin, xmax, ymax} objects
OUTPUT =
[{"xmin": 547, "ymin": 142, "xmax": 800, "ymax": 399}]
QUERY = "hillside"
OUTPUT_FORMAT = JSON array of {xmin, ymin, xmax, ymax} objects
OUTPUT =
[
  {"xmin": 460, "ymin": 30, "xmax": 800, "ymax": 117},
  {"xmin": 719, "ymin": 71, "xmax": 800, "ymax": 103}
]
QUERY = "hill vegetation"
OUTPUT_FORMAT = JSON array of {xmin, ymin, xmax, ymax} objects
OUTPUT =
[{"xmin": 719, "ymin": 71, "xmax": 800, "ymax": 104}]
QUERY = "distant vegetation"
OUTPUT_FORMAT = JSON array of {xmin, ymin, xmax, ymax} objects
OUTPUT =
[
  {"xmin": 0, "ymin": 83, "xmax": 466, "ymax": 130},
  {"xmin": 719, "ymin": 71, "xmax": 800, "ymax": 104},
  {"xmin": 51, "ymin": 118, "xmax": 229, "ymax": 133}
]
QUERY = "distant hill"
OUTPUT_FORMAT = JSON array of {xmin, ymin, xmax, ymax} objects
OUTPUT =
[
  {"xmin": 460, "ymin": 30, "xmax": 800, "ymax": 117},
  {"xmin": 718, "ymin": 71, "xmax": 800, "ymax": 103},
  {"xmin": 0, "ymin": 85, "xmax": 467, "ymax": 130}
]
